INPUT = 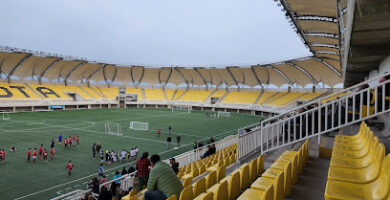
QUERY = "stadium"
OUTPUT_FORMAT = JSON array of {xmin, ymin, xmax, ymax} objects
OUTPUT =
[{"xmin": 0, "ymin": 0, "xmax": 389, "ymax": 200}]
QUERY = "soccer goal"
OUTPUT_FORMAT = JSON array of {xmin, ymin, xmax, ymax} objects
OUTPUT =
[
  {"xmin": 1, "ymin": 110, "xmax": 10, "ymax": 120},
  {"xmin": 218, "ymin": 111, "xmax": 230, "ymax": 118},
  {"xmin": 129, "ymin": 121, "xmax": 149, "ymax": 131},
  {"xmin": 105, "ymin": 122, "xmax": 122, "ymax": 135},
  {"xmin": 172, "ymin": 105, "xmax": 191, "ymax": 113}
]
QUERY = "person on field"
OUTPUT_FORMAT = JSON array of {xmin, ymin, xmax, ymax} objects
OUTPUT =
[
  {"xmin": 50, "ymin": 139, "xmax": 55, "ymax": 149},
  {"xmin": 38, "ymin": 144, "xmax": 43, "ymax": 158},
  {"xmin": 145, "ymin": 154, "xmax": 183, "ymax": 200},
  {"xmin": 68, "ymin": 137, "xmax": 72, "ymax": 148},
  {"xmin": 64, "ymin": 137, "xmax": 68, "ymax": 149},
  {"xmin": 157, "ymin": 128, "xmax": 161, "ymax": 138},
  {"xmin": 27, "ymin": 148, "xmax": 31, "ymax": 162},
  {"xmin": 58, "ymin": 133, "xmax": 62, "ymax": 144},
  {"xmin": 99, "ymin": 163, "xmax": 105, "ymax": 177},
  {"xmin": 43, "ymin": 149, "xmax": 48, "ymax": 162},
  {"xmin": 32, "ymin": 148, "xmax": 37, "ymax": 162},
  {"xmin": 92, "ymin": 143, "xmax": 97, "ymax": 159},
  {"xmin": 65, "ymin": 160, "xmax": 74, "ymax": 177},
  {"xmin": 168, "ymin": 126, "xmax": 172, "ymax": 135},
  {"xmin": 76, "ymin": 136, "xmax": 80, "ymax": 145},
  {"xmin": 0, "ymin": 149, "xmax": 5, "ymax": 164},
  {"xmin": 176, "ymin": 135, "xmax": 181, "ymax": 145},
  {"xmin": 136, "ymin": 152, "xmax": 151, "ymax": 192},
  {"xmin": 167, "ymin": 136, "xmax": 172, "ymax": 149},
  {"xmin": 50, "ymin": 147, "xmax": 55, "ymax": 160}
]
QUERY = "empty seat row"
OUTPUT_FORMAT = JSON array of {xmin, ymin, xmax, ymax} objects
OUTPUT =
[
  {"xmin": 238, "ymin": 140, "xmax": 309, "ymax": 200},
  {"xmin": 325, "ymin": 122, "xmax": 390, "ymax": 200}
]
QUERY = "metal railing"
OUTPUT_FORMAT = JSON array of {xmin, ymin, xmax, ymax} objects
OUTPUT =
[{"xmin": 238, "ymin": 73, "xmax": 390, "ymax": 159}]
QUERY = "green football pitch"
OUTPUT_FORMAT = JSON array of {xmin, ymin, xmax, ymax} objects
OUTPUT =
[{"xmin": 0, "ymin": 108, "xmax": 264, "ymax": 200}]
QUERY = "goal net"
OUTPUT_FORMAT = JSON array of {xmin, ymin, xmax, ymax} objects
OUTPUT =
[
  {"xmin": 129, "ymin": 121, "xmax": 149, "ymax": 131},
  {"xmin": 218, "ymin": 111, "xmax": 230, "ymax": 118},
  {"xmin": 1, "ymin": 110, "xmax": 10, "ymax": 120},
  {"xmin": 105, "ymin": 122, "xmax": 122, "ymax": 135},
  {"xmin": 172, "ymin": 105, "xmax": 191, "ymax": 113}
]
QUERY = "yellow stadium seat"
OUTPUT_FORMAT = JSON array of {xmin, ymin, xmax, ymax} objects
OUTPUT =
[
  {"xmin": 277, "ymin": 151, "xmax": 299, "ymax": 184},
  {"xmin": 0, "ymin": 83, "xmax": 41, "ymax": 99},
  {"xmin": 249, "ymin": 158, "xmax": 258, "ymax": 182},
  {"xmin": 179, "ymin": 185, "xmax": 193, "ymax": 200},
  {"xmin": 257, "ymin": 92, "xmax": 278, "ymax": 104},
  {"xmin": 222, "ymin": 91, "xmax": 260, "ymax": 104},
  {"xmin": 183, "ymin": 177, "xmax": 193, "ymax": 187},
  {"xmin": 206, "ymin": 180, "xmax": 228, "ymax": 200},
  {"xmin": 206, "ymin": 170, "xmax": 217, "ymax": 189},
  {"xmin": 192, "ymin": 167, "xmax": 199, "ymax": 178},
  {"xmin": 178, "ymin": 90, "xmax": 212, "ymax": 102},
  {"xmin": 129, "ymin": 196, "xmax": 137, "ymax": 200},
  {"xmin": 216, "ymin": 166, "xmax": 226, "ymax": 182},
  {"xmin": 237, "ymin": 187, "xmax": 274, "ymax": 200},
  {"xmin": 325, "ymin": 155, "xmax": 390, "ymax": 200},
  {"xmin": 239, "ymin": 163, "xmax": 250, "ymax": 190},
  {"xmin": 193, "ymin": 192, "xmax": 213, "ymax": 200},
  {"xmin": 193, "ymin": 177, "xmax": 206, "ymax": 198},
  {"xmin": 332, "ymin": 135, "xmax": 373, "ymax": 159},
  {"xmin": 263, "ymin": 163, "xmax": 292, "ymax": 197},
  {"xmin": 257, "ymin": 154, "xmax": 265, "ymax": 175},
  {"xmin": 252, "ymin": 174, "xmax": 283, "ymax": 200},
  {"xmin": 220, "ymin": 170, "xmax": 240, "ymax": 200},
  {"xmin": 328, "ymin": 142, "xmax": 385, "ymax": 184},
  {"xmin": 144, "ymin": 88, "xmax": 165, "ymax": 100}
]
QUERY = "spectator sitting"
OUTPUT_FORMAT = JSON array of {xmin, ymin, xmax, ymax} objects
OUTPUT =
[
  {"xmin": 121, "ymin": 167, "xmax": 127, "ymax": 176},
  {"xmin": 128, "ymin": 165, "xmax": 135, "ymax": 174},
  {"xmin": 145, "ymin": 154, "xmax": 183, "ymax": 200},
  {"xmin": 88, "ymin": 177, "xmax": 100, "ymax": 194},
  {"xmin": 169, "ymin": 158, "xmax": 179, "ymax": 174}
]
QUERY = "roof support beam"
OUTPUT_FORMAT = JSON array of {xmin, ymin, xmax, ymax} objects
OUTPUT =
[
  {"xmin": 251, "ymin": 65, "xmax": 263, "ymax": 87},
  {"xmin": 130, "ymin": 66, "xmax": 135, "ymax": 86},
  {"xmin": 175, "ymin": 67, "xmax": 189, "ymax": 88},
  {"xmin": 226, "ymin": 67, "xmax": 240, "ymax": 91},
  {"xmin": 86, "ymin": 64, "xmax": 107, "ymax": 86},
  {"xmin": 305, "ymin": 32, "xmax": 338, "ymax": 38},
  {"xmin": 313, "ymin": 58, "xmax": 342, "ymax": 77},
  {"xmin": 295, "ymin": 15, "xmax": 338, "ymax": 23},
  {"xmin": 38, "ymin": 58, "xmax": 61, "ymax": 84},
  {"xmin": 163, "ymin": 68, "xmax": 173, "ymax": 88},
  {"xmin": 137, "ymin": 67, "xmax": 145, "ymax": 86},
  {"xmin": 64, "ymin": 61, "xmax": 85, "ymax": 86},
  {"xmin": 286, "ymin": 62, "xmax": 318, "ymax": 85},
  {"xmin": 264, "ymin": 65, "xmax": 291, "ymax": 86},
  {"xmin": 7, "ymin": 54, "xmax": 32, "ymax": 83},
  {"xmin": 103, "ymin": 66, "xmax": 117, "ymax": 87},
  {"xmin": 194, "ymin": 68, "xmax": 208, "ymax": 90}
]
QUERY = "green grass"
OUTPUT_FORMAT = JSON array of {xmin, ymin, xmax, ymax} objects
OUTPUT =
[{"xmin": 0, "ymin": 108, "xmax": 264, "ymax": 200}]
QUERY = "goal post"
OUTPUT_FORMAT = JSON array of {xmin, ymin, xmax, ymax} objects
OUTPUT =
[
  {"xmin": 171, "ymin": 105, "xmax": 191, "ymax": 113},
  {"xmin": 1, "ymin": 110, "xmax": 10, "ymax": 120},
  {"xmin": 217, "ymin": 111, "xmax": 230, "ymax": 118},
  {"xmin": 105, "ymin": 122, "xmax": 122, "ymax": 135},
  {"xmin": 129, "ymin": 121, "xmax": 149, "ymax": 131}
]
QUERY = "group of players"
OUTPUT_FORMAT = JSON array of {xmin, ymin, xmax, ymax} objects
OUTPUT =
[
  {"xmin": 98, "ymin": 147, "xmax": 139, "ymax": 165},
  {"xmin": 26, "ymin": 134, "xmax": 80, "ymax": 163}
]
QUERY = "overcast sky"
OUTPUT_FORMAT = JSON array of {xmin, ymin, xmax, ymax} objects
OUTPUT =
[{"xmin": 0, "ymin": 0, "xmax": 311, "ymax": 67}]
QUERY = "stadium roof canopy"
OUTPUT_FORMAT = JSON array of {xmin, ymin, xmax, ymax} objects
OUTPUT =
[{"xmin": 0, "ymin": 0, "xmax": 343, "ymax": 88}]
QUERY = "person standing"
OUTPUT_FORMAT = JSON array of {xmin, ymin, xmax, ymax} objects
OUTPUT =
[
  {"xmin": 50, "ymin": 147, "xmax": 55, "ymax": 160},
  {"xmin": 167, "ymin": 136, "xmax": 172, "ymax": 149},
  {"xmin": 26, "ymin": 148, "xmax": 31, "ymax": 162},
  {"xmin": 50, "ymin": 139, "xmax": 55, "ymax": 149},
  {"xmin": 99, "ymin": 163, "xmax": 105, "ymax": 177},
  {"xmin": 176, "ymin": 135, "xmax": 181, "ymax": 145},
  {"xmin": 92, "ymin": 143, "xmax": 97, "ymax": 159},
  {"xmin": 168, "ymin": 126, "xmax": 172, "ymax": 135},
  {"xmin": 145, "ymin": 154, "xmax": 183, "ymax": 200},
  {"xmin": 157, "ymin": 128, "xmax": 161, "ymax": 138},
  {"xmin": 136, "ymin": 152, "xmax": 151, "ymax": 192},
  {"xmin": 32, "ymin": 148, "xmax": 37, "ymax": 162},
  {"xmin": 43, "ymin": 149, "xmax": 48, "ymax": 162},
  {"xmin": 58, "ymin": 133, "xmax": 62, "ymax": 145},
  {"xmin": 76, "ymin": 136, "xmax": 80, "ymax": 145},
  {"xmin": 64, "ymin": 138, "xmax": 68, "ymax": 149},
  {"xmin": 38, "ymin": 144, "xmax": 43, "ymax": 159},
  {"xmin": 65, "ymin": 160, "xmax": 74, "ymax": 177}
]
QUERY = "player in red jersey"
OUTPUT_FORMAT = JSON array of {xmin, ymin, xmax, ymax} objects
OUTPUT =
[
  {"xmin": 76, "ymin": 136, "xmax": 80, "ymax": 145},
  {"xmin": 38, "ymin": 144, "xmax": 43, "ymax": 158},
  {"xmin": 0, "ymin": 149, "xmax": 4, "ymax": 164},
  {"xmin": 50, "ymin": 147, "xmax": 55, "ymax": 160},
  {"xmin": 68, "ymin": 137, "xmax": 72, "ymax": 148},
  {"xmin": 43, "ymin": 149, "xmax": 48, "ymax": 162},
  {"xmin": 157, "ymin": 128, "xmax": 161, "ymax": 138},
  {"xmin": 65, "ymin": 161, "xmax": 74, "ymax": 177},
  {"xmin": 64, "ymin": 138, "xmax": 68, "ymax": 149},
  {"xmin": 32, "ymin": 148, "xmax": 37, "ymax": 162},
  {"xmin": 27, "ymin": 148, "xmax": 31, "ymax": 162}
]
